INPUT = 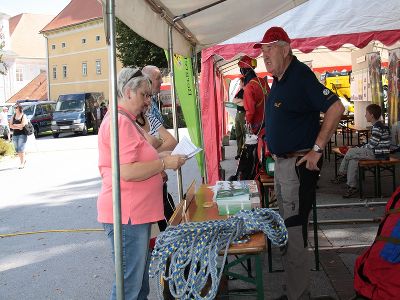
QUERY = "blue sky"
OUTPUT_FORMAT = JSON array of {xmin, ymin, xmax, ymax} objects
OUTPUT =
[{"xmin": 0, "ymin": 0, "xmax": 71, "ymax": 16}]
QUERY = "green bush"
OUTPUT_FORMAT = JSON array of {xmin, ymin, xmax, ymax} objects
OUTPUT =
[{"xmin": 0, "ymin": 139, "xmax": 15, "ymax": 157}]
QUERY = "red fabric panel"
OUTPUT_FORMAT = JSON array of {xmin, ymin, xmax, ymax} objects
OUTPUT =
[
  {"xmin": 202, "ymin": 43, "xmax": 261, "ymax": 62},
  {"xmin": 200, "ymin": 51, "xmax": 221, "ymax": 184}
]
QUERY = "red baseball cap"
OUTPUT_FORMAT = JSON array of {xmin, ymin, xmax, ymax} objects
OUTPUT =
[
  {"xmin": 253, "ymin": 26, "xmax": 291, "ymax": 49},
  {"xmin": 238, "ymin": 55, "xmax": 257, "ymax": 68}
]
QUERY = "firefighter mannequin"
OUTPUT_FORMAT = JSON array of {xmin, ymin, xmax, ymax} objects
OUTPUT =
[
  {"xmin": 237, "ymin": 55, "xmax": 270, "ymax": 136},
  {"xmin": 238, "ymin": 55, "xmax": 270, "ymax": 166}
]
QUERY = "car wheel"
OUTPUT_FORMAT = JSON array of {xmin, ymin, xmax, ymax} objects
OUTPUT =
[
  {"xmin": 81, "ymin": 124, "xmax": 88, "ymax": 136},
  {"xmin": 52, "ymin": 132, "xmax": 59, "ymax": 138},
  {"xmin": 34, "ymin": 126, "xmax": 39, "ymax": 138}
]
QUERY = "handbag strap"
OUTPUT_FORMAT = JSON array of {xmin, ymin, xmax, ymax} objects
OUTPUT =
[{"xmin": 107, "ymin": 109, "xmax": 146, "ymax": 138}]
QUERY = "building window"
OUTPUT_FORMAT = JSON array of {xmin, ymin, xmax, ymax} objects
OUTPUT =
[
  {"xmin": 82, "ymin": 38, "xmax": 86, "ymax": 44},
  {"xmin": 82, "ymin": 62, "xmax": 87, "ymax": 76},
  {"xmin": 61, "ymin": 42, "xmax": 66, "ymax": 48},
  {"xmin": 62, "ymin": 65, "xmax": 67, "ymax": 78},
  {"xmin": 96, "ymin": 60, "xmax": 101, "ymax": 75},
  {"xmin": 51, "ymin": 44, "xmax": 56, "ymax": 50},
  {"xmin": 95, "ymin": 35, "xmax": 100, "ymax": 42},
  {"xmin": 16, "ymin": 67, "xmax": 23, "ymax": 81},
  {"xmin": 52, "ymin": 66, "xmax": 57, "ymax": 79}
]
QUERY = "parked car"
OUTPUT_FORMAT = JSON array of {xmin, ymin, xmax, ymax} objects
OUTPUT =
[
  {"xmin": 19, "ymin": 101, "xmax": 56, "ymax": 137},
  {"xmin": 51, "ymin": 93, "xmax": 105, "ymax": 138}
]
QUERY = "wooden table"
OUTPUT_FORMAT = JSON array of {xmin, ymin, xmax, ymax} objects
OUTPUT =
[
  {"xmin": 183, "ymin": 184, "xmax": 266, "ymax": 299},
  {"xmin": 347, "ymin": 124, "xmax": 370, "ymax": 146}
]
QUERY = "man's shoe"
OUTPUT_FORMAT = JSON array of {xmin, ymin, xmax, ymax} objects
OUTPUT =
[
  {"xmin": 343, "ymin": 187, "xmax": 358, "ymax": 198},
  {"xmin": 331, "ymin": 174, "xmax": 346, "ymax": 184}
]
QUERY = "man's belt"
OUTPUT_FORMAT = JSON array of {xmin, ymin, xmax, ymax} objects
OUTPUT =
[{"xmin": 273, "ymin": 150, "xmax": 311, "ymax": 159}]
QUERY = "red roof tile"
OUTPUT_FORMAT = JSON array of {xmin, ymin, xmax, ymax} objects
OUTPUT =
[
  {"xmin": 7, "ymin": 72, "xmax": 48, "ymax": 103},
  {"xmin": 9, "ymin": 14, "xmax": 22, "ymax": 36},
  {"xmin": 41, "ymin": 0, "xmax": 103, "ymax": 33}
]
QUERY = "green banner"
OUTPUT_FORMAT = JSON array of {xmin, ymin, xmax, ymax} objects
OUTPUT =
[{"xmin": 166, "ymin": 51, "xmax": 204, "ymax": 177}]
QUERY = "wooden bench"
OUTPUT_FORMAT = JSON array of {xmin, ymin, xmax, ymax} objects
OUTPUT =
[
  {"xmin": 332, "ymin": 147, "xmax": 400, "ymax": 198},
  {"xmin": 359, "ymin": 156, "xmax": 400, "ymax": 198}
]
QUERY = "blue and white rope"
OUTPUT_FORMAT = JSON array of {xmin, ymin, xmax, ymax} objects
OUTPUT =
[{"xmin": 149, "ymin": 208, "xmax": 288, "ymax": 300}]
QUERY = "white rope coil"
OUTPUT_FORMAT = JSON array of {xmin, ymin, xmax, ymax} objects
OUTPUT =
[{"xmin": 149, "ymin": 208, "xmax": 288, "ymax": 300}]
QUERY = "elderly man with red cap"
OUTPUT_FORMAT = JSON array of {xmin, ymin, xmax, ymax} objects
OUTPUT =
[
  {"xmin": 255, "ymin": 27, "xmax": 344, "ymax": 300},
  {"xmin": 237, "ymin": 55, "xmax": 270, "ymax": 137}
]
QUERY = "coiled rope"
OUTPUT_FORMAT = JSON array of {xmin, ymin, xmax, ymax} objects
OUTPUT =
[{"xmin": 149, "ymin": 208, "xmax": 288, "ymax": 300}]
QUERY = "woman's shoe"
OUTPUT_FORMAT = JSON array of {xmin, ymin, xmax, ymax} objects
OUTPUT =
[{"xmin": 18, "ymin": 160, "xmax": 26, "ymax": 169}]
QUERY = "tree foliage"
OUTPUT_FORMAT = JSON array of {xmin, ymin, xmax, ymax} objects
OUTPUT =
[
  {"xmin": 115, "ymin": 18, "xmax": 168, "ymax": 68},
  {"xmin": 0, "ymin": 26, "xmax": 7, "ymax": 75}
]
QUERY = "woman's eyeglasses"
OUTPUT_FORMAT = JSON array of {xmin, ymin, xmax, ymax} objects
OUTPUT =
[{"xmin": 141, "ymin": 92, "xmax": 151, "ymax": 98}]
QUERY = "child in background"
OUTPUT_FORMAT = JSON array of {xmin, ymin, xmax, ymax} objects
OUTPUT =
[{"xmin": 333, "ymin": 104, "xmax": 391, "ymax": 198}]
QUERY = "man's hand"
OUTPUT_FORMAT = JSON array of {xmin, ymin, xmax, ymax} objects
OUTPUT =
[{"xmin": 296, "ymin": 150, "xmax": 322, "ymax": 171}]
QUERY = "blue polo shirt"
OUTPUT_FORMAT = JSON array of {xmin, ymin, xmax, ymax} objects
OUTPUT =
[{"xmin": 265, "ymin": 56, "xmax": 338, "ymax": 156}]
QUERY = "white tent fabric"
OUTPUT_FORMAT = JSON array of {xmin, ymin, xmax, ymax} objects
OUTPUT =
[
  {"xmin": 221, "ymin": 0, "xmax": 400, "ymax": 52},
  {"xmin": 101, "ymin": 0, "xmax": 307, "ymax": 56}
]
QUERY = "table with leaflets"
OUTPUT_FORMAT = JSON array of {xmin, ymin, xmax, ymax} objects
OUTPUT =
[{"xmin": 179, "ymin": 182, "xmax": 266, "ymax": 299}]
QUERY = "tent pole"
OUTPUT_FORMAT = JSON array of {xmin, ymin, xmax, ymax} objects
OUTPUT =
[
  {"xmin": 105, "ymin": 0, "xmax": 124, "ymax": 299},
  {"xmin": 192, "ymin": 47, "xmax": 207, "ymax": 183},
  {"xmin": 168, "ymin": 25, "xmax": 184, "ymax": 202}
]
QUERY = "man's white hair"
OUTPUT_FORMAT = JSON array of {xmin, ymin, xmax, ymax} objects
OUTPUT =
[{"xmin": 142, "ymin": 65, "xmax": 160, "ymax": 78}]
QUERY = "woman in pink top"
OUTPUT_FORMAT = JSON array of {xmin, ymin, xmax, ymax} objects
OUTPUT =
[{"xmin": 98, "ymin": 67, "xmax": 186, "ymax": 300}]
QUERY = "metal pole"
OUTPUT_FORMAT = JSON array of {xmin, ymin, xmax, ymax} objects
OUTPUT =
[
  {"xmin": 105, "ymin": 0, "xmax": 124, "ymax": 299},
  {"xmin": 192, "ymin": 47, "xmax": 207, "ymax": 183},
  {"xmin": 316, "ymin": 201, "xmax": 387, "ymax": 209},
  {"xmin": 168, "ymin": 24, "xmax": 183, "ymax": 202},
  {"xmin": 309, "ymin": 218, "xmax": 381, "ymax": 225}
]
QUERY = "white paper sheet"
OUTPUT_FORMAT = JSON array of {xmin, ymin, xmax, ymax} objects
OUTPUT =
[{"xmin": 171, "ymin": 136, "xmax": 202, "ymax": 158}]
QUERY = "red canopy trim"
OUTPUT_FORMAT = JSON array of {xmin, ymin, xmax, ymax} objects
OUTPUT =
[{"xmin": 291, "ymin": 30, "xmax": 400, "ymax": 53}]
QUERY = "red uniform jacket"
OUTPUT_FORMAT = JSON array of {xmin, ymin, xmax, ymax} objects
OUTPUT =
[{"xmin": 243, "ymin": 77, "xmax": 270, "ymax": 135}]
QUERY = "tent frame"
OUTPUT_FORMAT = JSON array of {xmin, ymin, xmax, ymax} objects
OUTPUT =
[{"xmin": 104, "ymin": 0, "xmax": 226, "ymax": 298}]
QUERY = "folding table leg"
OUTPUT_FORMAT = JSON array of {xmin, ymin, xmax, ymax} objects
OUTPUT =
[{"xmin": 254, "ymin": 254, "xmax": 264, "ymax": 300}]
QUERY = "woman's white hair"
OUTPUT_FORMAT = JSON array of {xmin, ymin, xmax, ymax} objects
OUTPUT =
[{"xmin": 117, "ymin": 67, "xmax": 151, "ymax": 99}]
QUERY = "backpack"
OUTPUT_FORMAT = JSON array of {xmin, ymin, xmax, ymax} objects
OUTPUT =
[{"xmin": 354, "ymin": 187, "xmax": 400, "ymax": 300}]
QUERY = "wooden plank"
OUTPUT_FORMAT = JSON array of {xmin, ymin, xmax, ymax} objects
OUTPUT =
[{"xmin": 169, "ymin": 180, "xmax": 196, "ymax": 226}]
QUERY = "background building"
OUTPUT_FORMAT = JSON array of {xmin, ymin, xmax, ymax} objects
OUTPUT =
[
  {"xmin": 41, "ymin": 0, "xmax": 121, "ymax": 102},
  {"xmin": 0, "ymin": 12, "xmax": 53, "ymax": 103}
]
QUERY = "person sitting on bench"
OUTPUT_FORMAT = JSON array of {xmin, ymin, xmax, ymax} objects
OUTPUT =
[{"xmin": 333, "ymin": 104, "xmax": 391, "ymax": 198}]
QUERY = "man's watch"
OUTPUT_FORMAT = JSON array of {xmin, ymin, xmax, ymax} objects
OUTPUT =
[{"xmin": 312, "ymin": 144, "xmax": 323, "ymax": 153}]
